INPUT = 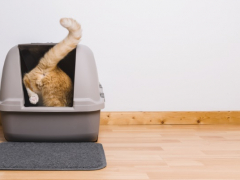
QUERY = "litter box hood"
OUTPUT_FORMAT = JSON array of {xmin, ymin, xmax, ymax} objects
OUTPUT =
[{"xmin": 0, "ymin": 44, "xmax": 105, "ymax": 112}]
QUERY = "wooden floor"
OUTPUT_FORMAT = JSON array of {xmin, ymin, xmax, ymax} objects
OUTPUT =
[{"xmin": 0, "ymin": 125, "xmax": 240, "ymax": 180}]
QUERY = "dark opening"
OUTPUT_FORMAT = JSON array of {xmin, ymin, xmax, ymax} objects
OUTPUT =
[{"xmin": 18, "ymin": 43, "xmax": 76, "ymax": 107}]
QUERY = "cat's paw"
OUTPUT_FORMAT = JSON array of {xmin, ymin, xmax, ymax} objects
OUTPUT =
[{"xmin": 29, "ymin": 94, "xmax": 39, "ymax": 104}]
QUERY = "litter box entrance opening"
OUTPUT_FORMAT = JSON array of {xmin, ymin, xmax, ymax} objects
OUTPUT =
[{"xmin": 18, "ymin": 44, "xmax": 76, "ymax": 107}]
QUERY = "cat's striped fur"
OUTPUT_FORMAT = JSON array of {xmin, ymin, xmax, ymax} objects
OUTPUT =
[{"xmin": 23, "ymin": 18, "xmax": 82, "ymax": 106}]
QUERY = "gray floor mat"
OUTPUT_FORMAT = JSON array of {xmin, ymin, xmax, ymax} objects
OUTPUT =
[{"xmin": 0, "ymin": 142, "xmax": 106, "ymax": 170}]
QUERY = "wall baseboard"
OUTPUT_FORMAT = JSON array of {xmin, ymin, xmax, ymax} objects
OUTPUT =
[
  {"xmin": 100, "ymin": 111, "xmax": 240, "ymax": 125},
  {"xmin": 0, "ymin": 111, "xmax": 240, "ymax": 126}
]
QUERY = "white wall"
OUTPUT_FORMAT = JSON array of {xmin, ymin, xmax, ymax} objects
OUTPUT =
[{"xmin": 0, "ymin": 0, "xmax": 240, "ymax": 111}]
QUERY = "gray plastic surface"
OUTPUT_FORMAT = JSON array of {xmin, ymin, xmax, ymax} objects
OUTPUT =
[
  {"xmin": 1, "ymin": 111, "xmax": 100, "ymax": 142},
  {"xmin": 0, "ymin": 44, "xmax": 105, "ymax": 112}
]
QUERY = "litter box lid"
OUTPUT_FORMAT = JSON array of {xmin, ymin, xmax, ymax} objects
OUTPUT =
[{"xmin": 0, "ymin": 44, "xmax": 105, "ymax": 112}]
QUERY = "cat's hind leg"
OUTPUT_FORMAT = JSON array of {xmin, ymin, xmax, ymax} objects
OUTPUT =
[
  {"xmin": 26, "ymin": 88, "xmax": 39, "ymax": 104},
  {"xmin": 23, "ymin": 75, "xmax": 39, "ymax": 104}
]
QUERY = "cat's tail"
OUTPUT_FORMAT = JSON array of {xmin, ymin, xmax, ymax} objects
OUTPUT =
[{"xmin": 38, "ymin": 18, "xmax": 82, "ymax": 69}]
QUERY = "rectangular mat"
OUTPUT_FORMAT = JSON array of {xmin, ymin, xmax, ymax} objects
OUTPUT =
[{"xmin": 0, "ymin": 142, "xmax": 106, "ymax": 170}]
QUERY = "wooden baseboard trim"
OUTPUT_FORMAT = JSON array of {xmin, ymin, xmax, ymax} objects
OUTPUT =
[
  {"xmin": 0, "ymin": 111, "xmax": 240, "ymax": 125},
  {"xmin": 100, "ymin": 111, "xmax": 240, "ymax": 125}
]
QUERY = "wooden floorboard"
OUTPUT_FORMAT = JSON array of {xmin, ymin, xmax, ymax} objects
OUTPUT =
[{"xmin": 0, "ymin": 125, "xmax": 240, "ymax": 179}]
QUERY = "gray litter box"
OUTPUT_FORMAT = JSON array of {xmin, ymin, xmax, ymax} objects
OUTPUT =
[{"xmin": 0, "ymin": 44, "xmax": 105, "ymax": 142}]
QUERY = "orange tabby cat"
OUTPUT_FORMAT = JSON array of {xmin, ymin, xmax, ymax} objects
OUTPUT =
[{"xmin": 23, "ymin": 18, "xmax": 82, "ymax": 107}]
